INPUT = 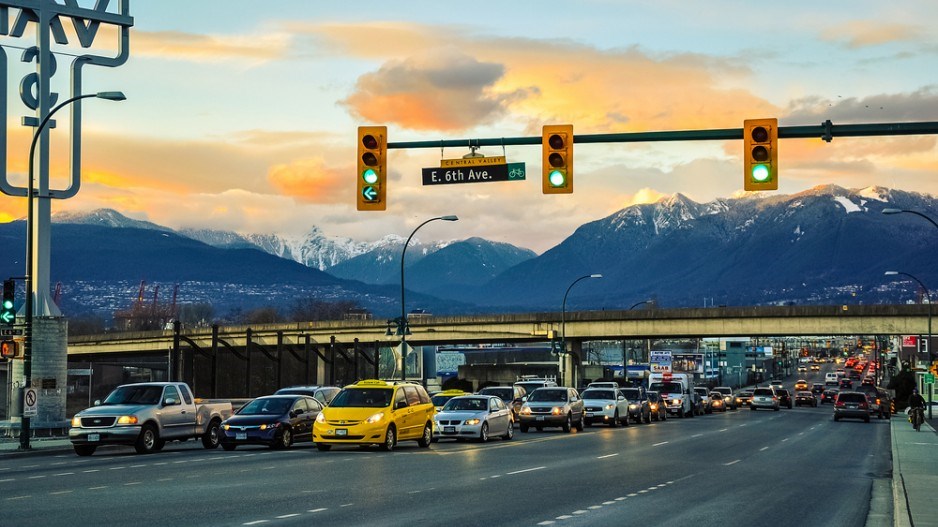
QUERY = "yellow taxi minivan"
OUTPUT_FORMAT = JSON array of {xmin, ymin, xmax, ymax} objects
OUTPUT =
[{"xmin": 313, "ymin": 380, "xmax": 434, "ymax": 452}]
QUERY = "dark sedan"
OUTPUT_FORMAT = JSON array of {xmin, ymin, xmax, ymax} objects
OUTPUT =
[
  {"xmin": 775, "ymin": 388, "xmax": 793, "ymax": 409},
  {"xmin": 820, "ymin": 388, "xmax": 840, "ymax": 404},
  {"xmin": 795, "ymin": 391, "xmax": 818, "ymax": 407},
  {"xmin": 220, "ymin": 395, "xmax": 322, "ymax": 450}
]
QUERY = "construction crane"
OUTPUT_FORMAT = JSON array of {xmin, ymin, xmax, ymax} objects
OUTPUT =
[{"xmin": 113, "ymin": 280, "xmax": 179, "ymax": 331}]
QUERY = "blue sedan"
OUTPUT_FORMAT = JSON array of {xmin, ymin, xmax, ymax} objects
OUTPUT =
[{"xmin": 220, "ymin": 395, "xmax": 321, "ymax": 450}]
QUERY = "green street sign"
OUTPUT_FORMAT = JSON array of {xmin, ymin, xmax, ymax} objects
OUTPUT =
[
  {"xmin": 422, "ymin": 162, "xmax": 525, "ymax": 185},
  {"xmin": 925, "ymin": 373, "xmax": 935, "ymax": 384}
]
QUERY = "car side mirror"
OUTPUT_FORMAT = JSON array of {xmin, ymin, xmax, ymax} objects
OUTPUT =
[
  {"xmin": 162, "ymin": 397, "xmax": 178, "ymax": 407},
  {"xmin": 618, "ymin": 395, "xmax": 625, "ymax": 400},
  {"xmin": 93, "ymin": 399, "xmax": 101, "ymax": 406},
  {"xmin": 522, "ymin": 396, "xmax": 528, "ymax": 402},
  {"xmin": 291, "ymin": 409, "xmax": 301, "ymax": 417},
  {"xmin": 396, "ymin": 401, "xmax": 408, "ymax": 410}
]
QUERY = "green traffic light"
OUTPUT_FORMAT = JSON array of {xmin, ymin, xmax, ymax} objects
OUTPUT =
[
  {"xmin": 2, "ymin": 300, "xmax": 11, "ymax": 309},
  {"xmin": 751, "ymin": 164, "xmax": 770, "ymax": 182},
  {"xmin": 548, "ymin": 170, "xmax": 566, "ymax": 187},
  {"xmin": 362, "ymin": 168, "xmax": 378, "ymax": 185}
]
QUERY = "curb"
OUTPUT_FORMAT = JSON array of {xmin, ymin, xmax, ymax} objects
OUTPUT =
[{"xmin": 891, "ymin": 413, "xmax": 937, "ymax": 527}]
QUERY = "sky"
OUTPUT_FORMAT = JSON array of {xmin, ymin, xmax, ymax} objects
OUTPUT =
[{"xmin": 1, "ymin": 0, "xmax": 937, "ymax": 253}]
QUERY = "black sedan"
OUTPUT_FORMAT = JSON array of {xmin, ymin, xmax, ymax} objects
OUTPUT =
[
  {"xmin": 220, "ymin": 395, "xmax": 322, "ymax": 450},
  {"xmin": 794, "ymin": 391, "xmax": 818, "ymax": 407}
]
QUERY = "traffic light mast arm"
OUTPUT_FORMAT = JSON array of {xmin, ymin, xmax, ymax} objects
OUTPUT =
[{"xmin": 384, "ymin": 120, "xmax": 938, "ymax": 149}]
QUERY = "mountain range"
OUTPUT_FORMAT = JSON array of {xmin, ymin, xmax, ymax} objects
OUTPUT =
[{"xmin": 1, "ymin": 184, "xmax": 935, "ymax": 322}]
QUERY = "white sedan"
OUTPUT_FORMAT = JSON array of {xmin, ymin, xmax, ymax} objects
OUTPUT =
[
  {"xmin": 580, "ymin": 388, "xmax": 630, "ymax": 427},
  {"xmin": 433, "ymin": 395, "xmax": 513, "ymax": 442}
]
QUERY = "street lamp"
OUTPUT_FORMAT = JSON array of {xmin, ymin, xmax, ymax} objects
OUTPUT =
[
  {"xmin": 882, "ymin": 208, "xmax": 938, "ymax": 230},
  {"xmin": 884, "ymin": 270, "xmax": 933, "ymax": 418},
  {"xmin": 20, "ymin": 91, "xmax": 125, "ymax": 451},
  {"xmin": 561, "ymin": 274, "xmax": 602, "ymax": 388},
  {"xmin": 399, "ymin": 215, "xmax": 458, "ymax": 381}
]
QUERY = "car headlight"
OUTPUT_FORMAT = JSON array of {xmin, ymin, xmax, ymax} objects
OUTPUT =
[
  {"xmin": 551, "ymin": 407, "xmax": 563, "ymax": 415},
  {"xmin": 71, "ymin": 415, "xmax": 81, "ymax": 427},
  {"xmin": 116, "ymin": 415, "xmax": 138, "ymax": 425},
  {"xmin": 520, "ymin": 406, "xmax": 532, "ymax": 415},
  {"xmin": 674, "ymin": 398, "xmax": 682, "ymax": 406},
  {"xmin": 365, "ymin": 412, "xmax": 384, "ymax": 424},
  {"xmin": 604, "ymin": 404, "xmax": 614, "ymax": 410},
  {"xmin": 315, "ymin": 413, "xmax": 326, "ymax": 423},
  {"xmin": 259, "ymin": 423, "xmax": 279, "ymax": 431},
  {"xmin": 629, "ymin": 404, "xmax": 638, "ymax": 409},
  {"xmin": 464, "ymin": 418, "xmax": 481, "ymax": 426},
  {"xmin": 650, "ymin": 404, "xmax": 658, "ymax": 410},
  {"xmin": 222, "ymin": 424, "xmax": 230, "ymax": 430}
]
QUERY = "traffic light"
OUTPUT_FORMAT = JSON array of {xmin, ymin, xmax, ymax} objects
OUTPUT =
[
  {"xmin": 1, "ymin": 279, "xmax": 14, "ymax": 325},
  {"xmin": 542, "ymin": 124, "xmax": 573, "ymax": 194},
  {"xmin": 743, "ymin": 118, "xmax": 778, "ymax": 191},
  {"xmin": 0, "ymin": 339, "xmax": 16, "ymax": 359},
  {"xmin": 357, "ymin": 126, "xmax": 387, "ymax": 211}
]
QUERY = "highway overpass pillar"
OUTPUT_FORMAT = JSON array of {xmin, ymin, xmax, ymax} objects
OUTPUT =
[{"xmin": 9, "ymin": 317, "xmax": 68, "ymax": 433}]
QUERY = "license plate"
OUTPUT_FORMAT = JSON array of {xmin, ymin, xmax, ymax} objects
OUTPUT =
[
  {"xmin": 536, "ymin": 416, "xmax": 545, "ymax": 421},
  {"xmin": 236, "ymin": 432, "xmax": 247, "ymax": 440},
  {"xmin": 87, "ymin": 433, "xmax": 99, "ymax": 442},
  {"xmin": 444, "ymin": 426, "xmax": 455, "ymax": 433},
  {"xmin": 336, "ymin": 429, "xmax": 347, "ymax": 436},
  {"xmin": 585, "ymin": 412, "xmax": 594, "ymax": 417},
  {"xmin": 847, "ymin": 404, "xmax": 857, "ymax": 409}
]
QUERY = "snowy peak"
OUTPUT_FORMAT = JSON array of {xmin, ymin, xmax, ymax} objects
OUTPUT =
[{"xmin": 53, "ymin": 208, "xmax": 170, "ymax": 231}]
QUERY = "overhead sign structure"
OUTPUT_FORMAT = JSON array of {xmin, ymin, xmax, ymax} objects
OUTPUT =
[{"xmin": 422, "ymin": 157, "xmax": 526, "ymax": 185}]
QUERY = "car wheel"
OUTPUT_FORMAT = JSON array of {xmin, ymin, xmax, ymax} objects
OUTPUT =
[
  {"xmin": 562, "ymin": 414, "xmax": 572, "ymax": 433},
  {"xmin": 864, "ymin": 416, "xmax": 870, "ymax": 423},
  {"xmin": 222, "ymin": 444, "xmax": 237, "ymax": 451},
  {"xmin": 479, "ymin": 422, "xmax": 489, "ymax": 442},
  {"xmin": 134, "ymin": 424, "xmax": 160, "ymax": 455},
  {"xmin": 201, "ymin": 419, "xmax": 221, "ymax": 449},
  {"xmin": 520, "ymin": 424, "xmax": 529, "ymax": 433},
  {"xmin": 751, "ymin": 406, "xmax": 756, "ymax": 411},
  {"xmin": 575, "ymin": 415, "xmax": 584, "ymax": 431},
  {"xmin": 380, "ymin": 426, "xmax": 396, "ymax": 452},
  {"xmin": 316, "ymin": 443, "xmax": 332, "ymax": 451},
  {"xmin": 504, "ymin": 423, "xmax": 513, "ymax": 440},
  {"xmin": 418, "ymin": 423, "xmax": 432, "ymax": 448},
  {"xmin": 774, "ymin": 406, "xmax": 780, "ymax": 411},
  {"xmin": 610, "ymin": 411, "xmax": 619, "ymax": 427},
  {"xmin": 834, "ymin": 415, "xmax": 840, "ymax": 421},
  {"xmin": 74, "ymin": 445, "xmax": 96, "ymax": 457},
  {"xmin": 273, "ymin": 427, "xmax": 293, "ymax": 450},
  {"xmin": 536, "ymin": 426, "xmax": 543, "ymax": 432}
]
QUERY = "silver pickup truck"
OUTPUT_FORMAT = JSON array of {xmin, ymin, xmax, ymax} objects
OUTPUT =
[{"xmin": 69, "ymin": 382, "xmax": 232, "ymax": 456}]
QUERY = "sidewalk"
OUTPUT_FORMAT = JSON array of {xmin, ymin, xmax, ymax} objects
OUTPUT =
[
  {"xmin": 0, "ymin": 436, "xmax": 73, "ymax": 457},
  {"xmin": 891, "ymin": 412, "xmax": 938, "ymax": 527}
]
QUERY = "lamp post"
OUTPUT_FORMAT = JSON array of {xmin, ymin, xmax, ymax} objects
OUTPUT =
[
  {"xmin": 398, "ymin": 215, "xmax": 458, "ymax": 381},
  {"xmin": 885, "ymin": 270, "xmax": 932, "ymax": 419},
  {"xmin": 561, "ymin": 274, "xmax": 602, "ymax": 388},
  {"xmin": 883, "ymin": 207, "xmax": 938, "ymax": 230},
  {"xmin": 20, "ymin": 91, "xmax": 125, "ymax": 451}
]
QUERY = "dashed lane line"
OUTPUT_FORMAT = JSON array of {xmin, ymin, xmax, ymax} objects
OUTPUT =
[
  {"xmin": 653, "ymin": 441, "xmax": 669, "ymax": 446},
  {"xmin": 308, "ymin": 508, "xmax": 327, "ymax": 513},
  {"xmin": 597, "ymin": 453, "xmax": 618, "ymax": 459},
  {"xmin": 724, "ymin": 459, "xmax": 741, "ymax": 466},
  {"xmin": 760, "ymin": 446, "xmax": 769, "ymax": 451},
  {"xmin": 506, "ymin": 466, "xmax": 546, "ymax": 475}
]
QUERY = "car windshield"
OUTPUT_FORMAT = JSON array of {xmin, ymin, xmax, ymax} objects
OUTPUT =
[
  {"xmin": 329, "ymin": 388, "xmax": 392, "ymax": 408},
  {"xmin": 432, "ymin": 395, "xmax": 461, "ymax": 407},
  {"xmin": 647, "ymin": 393, "xmax": 660, "ymax": 402},
  {"xmin": 528, "ymin": 389, "xmax": 567, "ymax": 402},
  {"xmin": 581, "ymin": 389, "xmax": 615, "ymax": 400},
  {"xmin": 102, "ymin": 385, "xmax": 164, "ymax": 405},
  {"xmin": 694, "ymin": 388, "xmax": 708, "ymax": 395},
  {"xmin": 753, "ymin": 389, "xmax": 774, "ymax": 396},
  {"xmin": 237, "ymin": 397, "xmax": 292, "ymax": 415},
  {"xmin": 443, "ymin": 398, "xmax": 488, "ymax": 412},
  {"xmin": 479, "ymin": 388, "xmax": 512, "ymax": 401},
  {"xmin": 515, "ymin": 382, "xmax": 549, "ymax": 393},
  {"xmin": 738, "ymin": 391, "xmax": 753, "ymax": 397},
  {"xmin": 648, "ymin": 382, "xmax": 681, "ymax": 393},
  {"xmin": 710, "ymin": 393, "xmax": 723, "ymax": 400}
]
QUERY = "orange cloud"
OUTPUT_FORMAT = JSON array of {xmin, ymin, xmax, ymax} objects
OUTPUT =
[
  {"xmin": 267, "ymin": 158, "xmax": 346, "ymax": 204},
  {"xmin": 134, "ymin": 30, "xmax": 291, "ymax": 62},
  {"xmin": 823, "ymin": 21, "xmax": 924, "ymax": 48}
]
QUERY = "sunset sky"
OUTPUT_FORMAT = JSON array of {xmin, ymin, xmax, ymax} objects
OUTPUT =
[{"xmin": 1, "ymin": 1, "xmax": 937, "ymax": 253}]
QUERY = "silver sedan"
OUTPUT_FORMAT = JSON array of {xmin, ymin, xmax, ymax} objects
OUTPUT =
[{"xmin": 433, "ymin": 395, "xmax": 513, "ymax": 442}]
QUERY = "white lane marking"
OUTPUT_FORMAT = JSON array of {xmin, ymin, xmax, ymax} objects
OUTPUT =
[
  {"xmin": 276, "ymin": 514, "xmax": 300, "ymax": 519},
  {"xmin": 781, "ymin": 438, "xmax": 789, "ymax": 442},
  {"xmin": 53, "ymin": 472, "xmax": 75, "ymax": 477},
  {"xmin": 172, "ymin": 460, "xmax": 187, "ymax": 464},
  {"xmin": 719, "ymin": 428, "xmax": 728, "ymax": 432},
  {"xmin": 597, "ymin": 453, "xmax": 618, "ymax": 459},
  {"xmin": 638, "ymin": 490, "xmax": 648, "ymax": 494},
  {"xmin": 124, "ymin": 482, "xmax": 142, "ymax": 486},
  {"xmin": 82, "ymin": 469, "xmax": 99, "ymax": 473},
  {"xmin": 340, "ymin": 503, "xmax": 353, "ymax": 508},
  {"xmin": 602, "ymin": 501, "xmax": 615, "ymax": 505},
  {"xmin": 242, "ymin": 521, "xmax": 268, "ymax": 526},
  {"xmin": 154, "ymin": 462, "xmax": 168, "ymax": 466},
  {"xmin": 24, "ymin": 465, "xmax": 38, "ymax": 469},
  {"xmin": 667, "ymin": 480, "xmax": 674, "ymax": 484},
  {"xmin": 88, "ymin": 486, "xmax": 107, "ymax": 490},
  {"xmin": 130, "ymin": 464, "xmax": 146, "ymax": 468},
  {"xmin": 308, "ymin": 508, "xmax": 327, "ymax": 513},
  {"xmin": 157, "ymin": 478, "xmax": 172, "ymax": 482},
  {"xmin": 27, "ymin": 475, "xmax": 46, "ymax": 480},
  {"xmin": 739, "ymin": 424, "xmax": 747, "ymax": 427},
  {"xmin": 724, "ymin": 459, "xmax": 741, "ymax": 466},
  {"xmin": 538, "ymin": 522, "xmax": 555, "ymax": 526},
  {"xmin": 51, "ymin": 462, "xmax": 67, "ymax": 466},
  {"xmin": 760, "ymin": 447, "xmax": 769, "ymax": 451},
  {"xmin": 653, "ymin": 441, "xmax": 668, "ymax": 446},
  {"xmin": 0, "ymin": 479, "xmax": 14, "ymax": 483},
  {"xmin": 615, "ymin": 497, "xmax": 627, "ymax": 501},
  {"xmin": 557, "ymin": 516, "xmax": 573, "ymax": 520},
  {"xmin": 491, "ymin": 475, "xmax": 501, "ymax": 478},
  {"xmin": 0, "ymin": 468, "xmax": 8, "ymax": 472},
  {"xmin": 109, "ymin": 466, "xmax": 126, "ymax": 470},
  {"xmin": 5, "ymin": 495, "xmax": 30, "ymax": 501},
  {"xmin": 691, "ymin": 434, "xmax": 702, "ymax": 438},
  {"xmin": 507, "ymin": 466, "xmax": 547, "ymax": 475},
  {"xmin": 628, "ymin": 493, "xmax": 638, "ymax": 497},
  {"xmin": 647, "ymin": 486, "xmax": 659, "ymax": 490},
  {"xmin": 588, "ymin": 505, "xmax": 603, "ymax": 510},
  {"xmin": 573, "ymin": 510, "xmax": 588, "ymax": 515},
  {"xmin": 50, "ymin": 490, "xmax": 73, "ymax": 495}
]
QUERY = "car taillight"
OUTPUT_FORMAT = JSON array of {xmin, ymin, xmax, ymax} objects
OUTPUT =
[{"xmin": 835, "ymin": 400, "xmax": 844, "ymax": 407}]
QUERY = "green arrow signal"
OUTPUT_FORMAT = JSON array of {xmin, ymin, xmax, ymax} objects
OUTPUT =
[
  {"xmin": 362, "ymin": 186, "xmax": 378, "ymax": 201},
  {"xmin": 0, "ymin": 312, "xmax": 14, "ymax": 324}
]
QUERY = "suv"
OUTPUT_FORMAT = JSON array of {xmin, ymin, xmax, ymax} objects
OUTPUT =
[
  {"xmin": 478, "ymin": 386, "xmax": 527, "ymax": 422},
  {"xmin": 833, "ymin": 391, "xmax": 870, "ymax": 422},
  {"xmin": 580, "ymin": 387, "xmax": 630, "ymax": 427},
  {"xmin": 774, "ymin": 389, "xmax": 793, "ymax": 409},
  {"xmin": 274, "ymin": 385, "xmax": 341, "ymax": 406},
  {"xmin": 619, "ymin": 387, "xmax": 651, "ymax": 424},
  {"xmin": 811, "ymin": 383, "xmax": 826, "ymax": 396},
  {"xmin": 519, "ymin": 387, "xmax": 585, "ymax": 433},
  {"xmin": 750, "ymin": 387, "xmax": 779, "ymax": 411},
  {"xmin": 694, "ymin": 387, "xmax": 713, "ymax": 414},
  {"xmin": 839, "ymin": 378, "xmax": 854, "ymax": 390},
  {"xmin": 313, "ymin": 380, "xmax": 434, "ymax": 451}
]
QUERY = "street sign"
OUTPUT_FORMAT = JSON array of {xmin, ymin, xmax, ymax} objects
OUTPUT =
[
  {"xmin": 0, "ymin": 327, "xmax": 23, "ymax": 336},
  {"xmin": 440, "ymin": 155, "xmax": 506, "ymax": 168},
  {"xmin": 422, "ymin": 162, "xmax": 525, "ymax": 185},
  {"xmin": 925, "ymin": 373, "xmax": 935, "ymax": 384},
  {"xmin": 23, "ymin": 387, "xmax": 38, "ymax": 417}
]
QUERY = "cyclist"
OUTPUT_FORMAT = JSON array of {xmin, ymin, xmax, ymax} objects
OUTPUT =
[{"xmin": 909, "ymin": 388, "xmax": 926, "ymax": 430}]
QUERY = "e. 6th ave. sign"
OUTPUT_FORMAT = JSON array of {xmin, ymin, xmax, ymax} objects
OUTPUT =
[{"xmin": 422, "ymin": 159, "xmax": 526, "ymax": 186}]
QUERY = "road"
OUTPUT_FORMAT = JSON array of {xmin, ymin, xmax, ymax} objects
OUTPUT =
[{"xmin": 2, "ymin": 370, "xmax": 889, "ymax": 527}]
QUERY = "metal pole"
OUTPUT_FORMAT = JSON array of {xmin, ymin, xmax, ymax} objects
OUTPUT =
[
  {"xmin": 399, "ymin": 216, "xmax": 457, "ymax": 381},
  {"xmin": 561, "ymin": 274, "xmax": 601, "ymax": 388}
]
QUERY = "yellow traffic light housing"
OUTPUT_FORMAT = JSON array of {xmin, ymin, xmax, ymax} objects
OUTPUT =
[
  {"xmin": 543, "ymin": 124, "xmax": 573, "ymax": 194},
  {"xmin": 743, "ymin": 118, "xmax": 778, "ymax": 191},
  {"xmin": 357, "ymin": 126, "xmax": 387, "ymax": 211}
]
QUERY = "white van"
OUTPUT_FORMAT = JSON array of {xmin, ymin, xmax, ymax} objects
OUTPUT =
[{"xmin": 825, "ymin": 372, "xmax": 839, "ymax": 386}]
